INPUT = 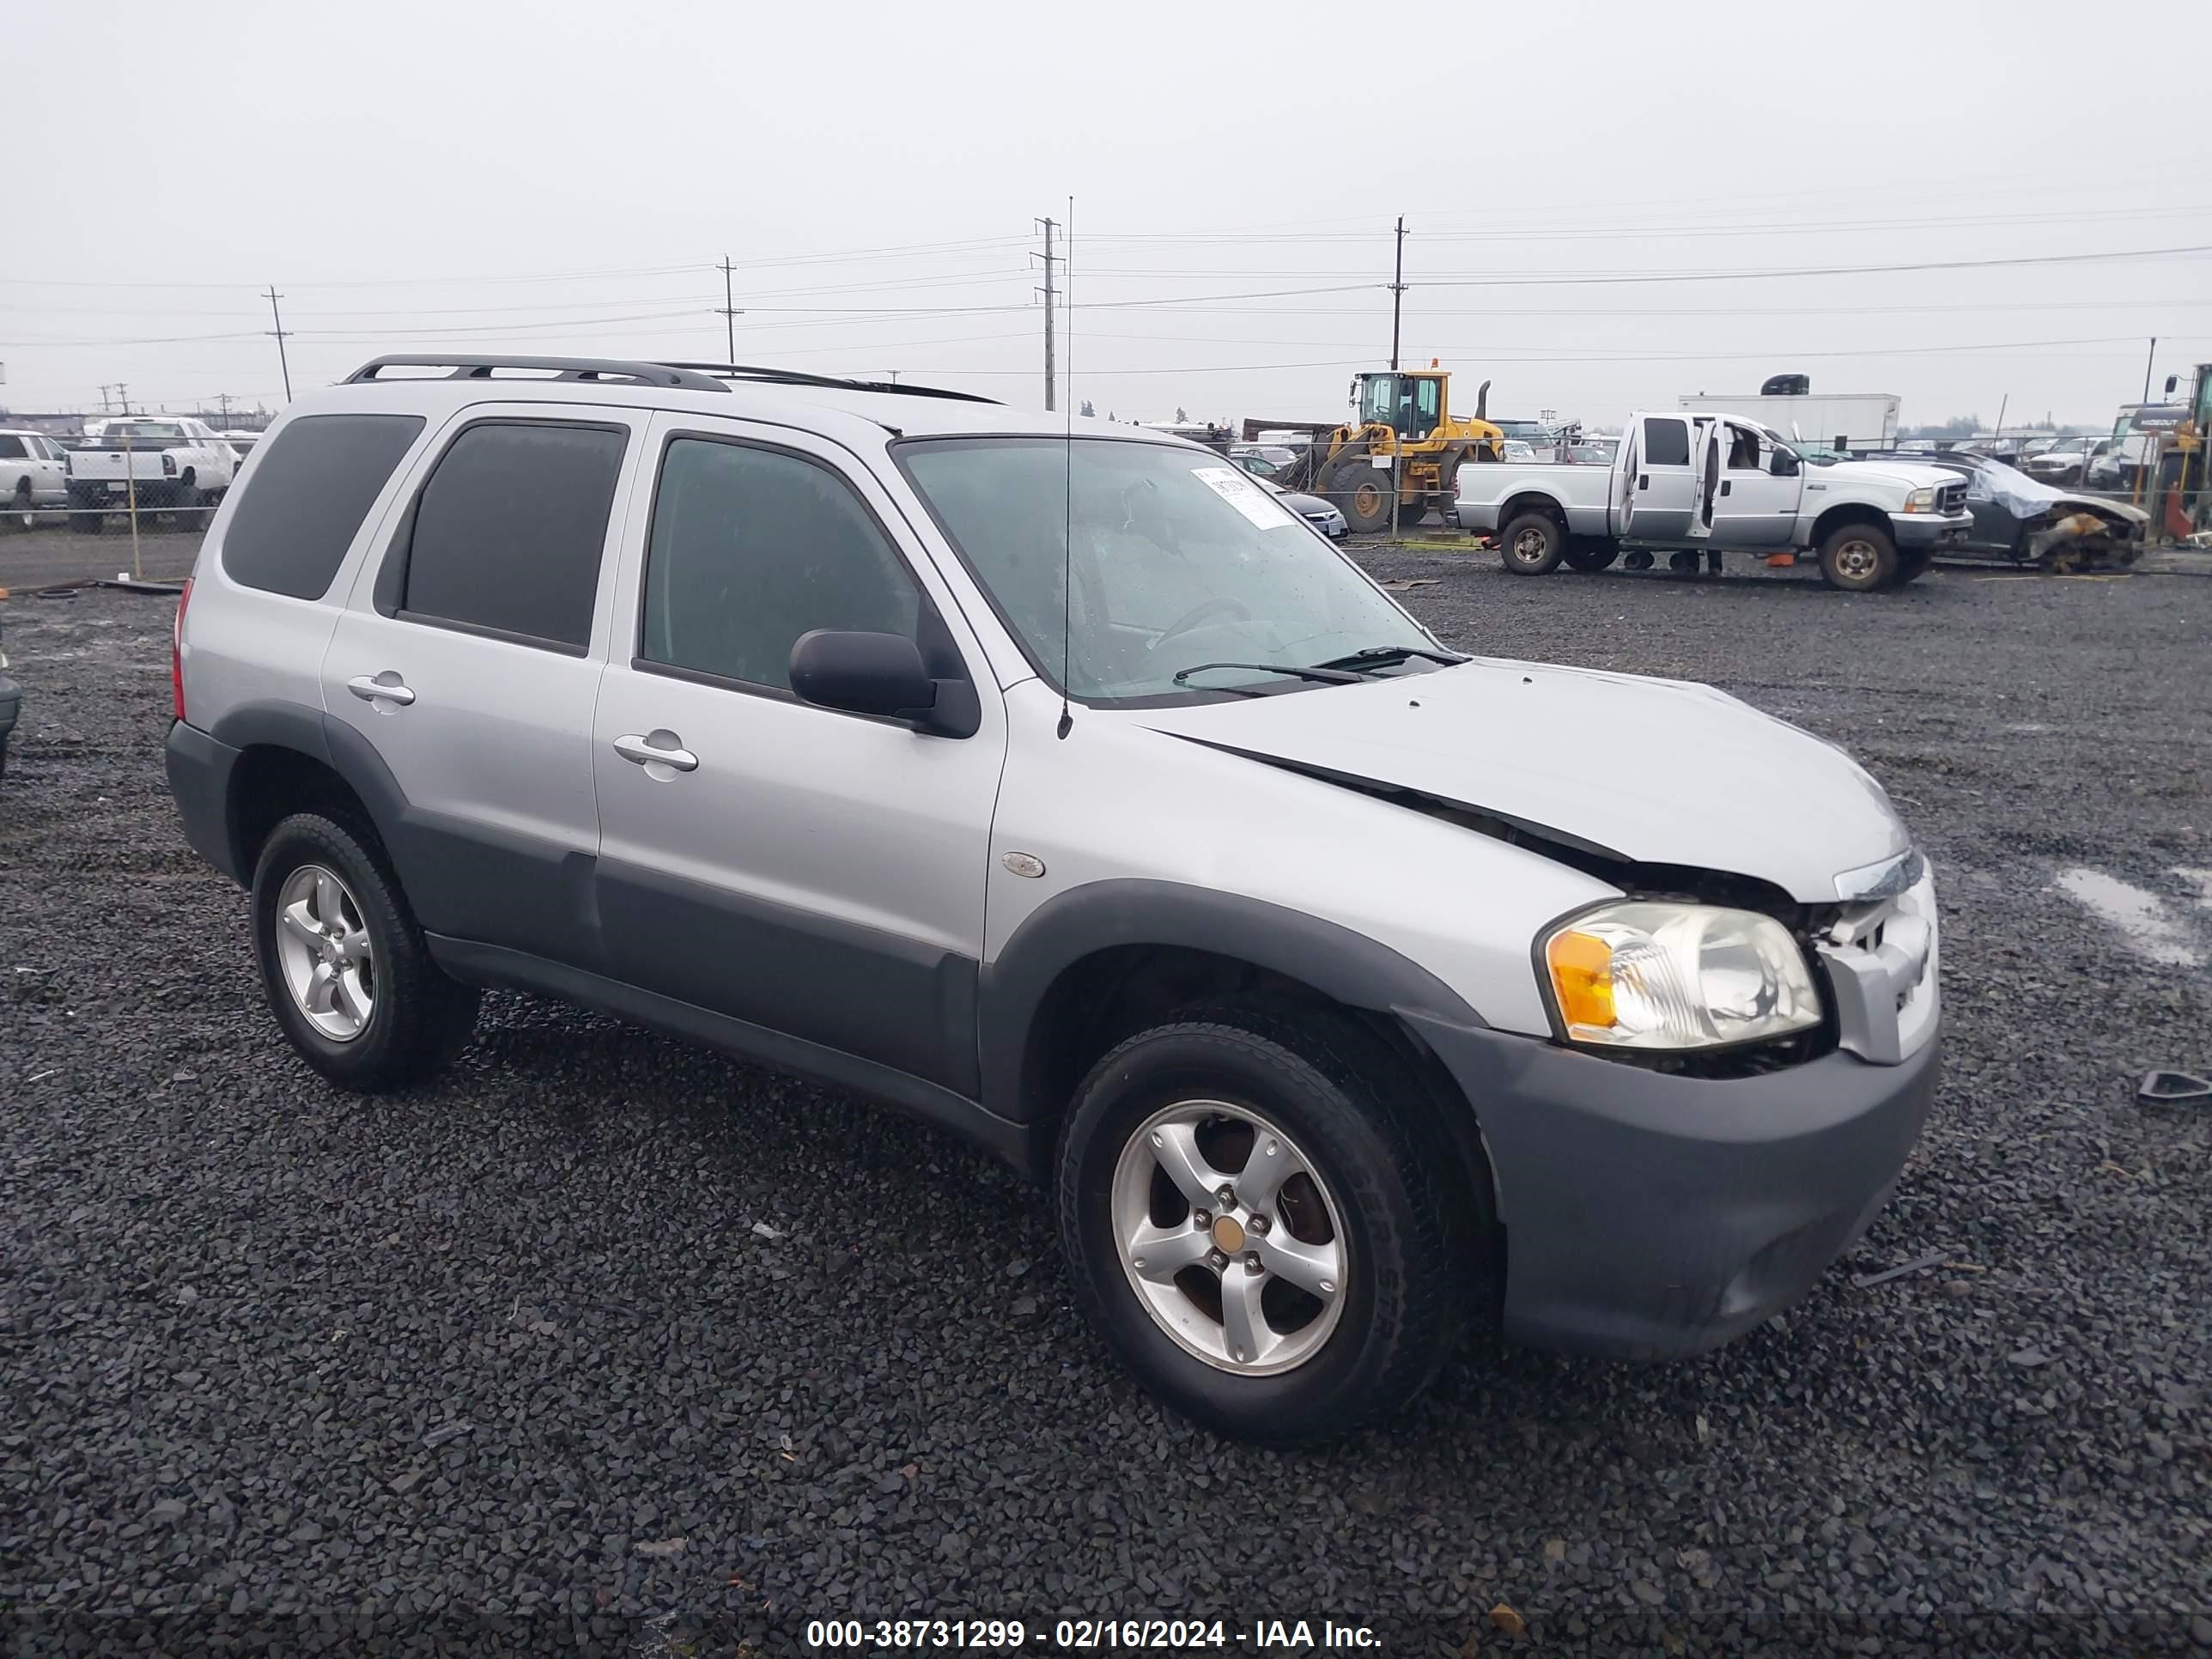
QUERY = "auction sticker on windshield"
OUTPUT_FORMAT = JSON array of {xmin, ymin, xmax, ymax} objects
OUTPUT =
[{"xmin": 1190, "ymin": 465, "xmax": 1297, "ymax": 530}]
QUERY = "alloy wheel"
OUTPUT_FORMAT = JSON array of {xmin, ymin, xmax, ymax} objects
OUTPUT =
[
  {"xmin": 1110, "ymin": 1099, "xmax": 1348, "ymax": 1376},
  {"xmin": 272, "ymin": 864, "xmax": 376, "ymax": 1041}
]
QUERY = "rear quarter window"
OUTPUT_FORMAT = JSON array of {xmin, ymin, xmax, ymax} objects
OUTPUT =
[{"xmin": 221, "ymin": 414, "xmax": 427, "ymax": 600}]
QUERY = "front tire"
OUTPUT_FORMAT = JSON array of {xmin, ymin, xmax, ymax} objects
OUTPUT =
[
  {"xmin": 1817, "ymin": 522, "xmax": 1898, "ymax": 592},
  {"xmin": 1054, "ymin": 1006, "xmax": 1473, "ymax": 1445},
  {"xmin": 1498, "ymin": 511, "xmax": 1565, "ymax": 574},
  {"xmin": 251, "ymin": 811, "xmax": 479, "ymax": 1091},
  {"xmin": 1328, "ymin": 465, "xmax": 1395, "ymax": 534}
]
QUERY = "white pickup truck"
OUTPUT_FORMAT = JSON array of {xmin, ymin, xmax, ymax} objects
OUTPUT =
[
  {"xmin": 1454, "ymin": 410, "xmax": 1973, "ymax": 592},
  {"xmin": 1, "ymin": 429, "xmax": 72, "ymax": 528},
  {"xmin": 64, "ymin": 416, "xmax": 238, "ymax": 532}
]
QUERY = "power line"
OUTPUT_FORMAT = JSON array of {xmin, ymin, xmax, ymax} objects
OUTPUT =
[{"xmin": 1410, "ymin": 244, "xmax": 2212, "ymax": 289}]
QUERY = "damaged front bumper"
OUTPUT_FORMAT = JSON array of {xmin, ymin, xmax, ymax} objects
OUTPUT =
[
  {"xmin": 1409, "ymin": 860, "xmax": 1939, "ymax": 1366},
  {"xmin": 1889, "ymin": 509, "xmax": 1973, "ymax": 550}
]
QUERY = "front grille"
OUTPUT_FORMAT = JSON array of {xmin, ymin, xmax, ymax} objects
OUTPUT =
[{"xmin": 1937, "ymin": 482, "xmax": 1966, "ymax": 514}]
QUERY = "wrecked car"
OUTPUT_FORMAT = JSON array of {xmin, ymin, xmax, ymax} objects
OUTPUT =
[
  {"xmin": 1864, "ymin": 449, "xmax": 2146, "ymax": 572},
  {"xmin": 170, "ymin": 356, "xmax": 1941, "ymax": 1445}
]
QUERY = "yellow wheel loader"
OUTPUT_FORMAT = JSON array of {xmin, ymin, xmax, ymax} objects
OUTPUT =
[{"xmin": 1258, "ymin": 369, "xmax": 1505, "ymax": 533}]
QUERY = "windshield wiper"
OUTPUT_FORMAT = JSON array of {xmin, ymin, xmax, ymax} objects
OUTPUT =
[
  {"xmin": 1170, "ymin": 660, "xmax": 1371, "ymax": 694},
  {"xmin": 1308, "ymin": 644, "xmax": 1469, "ymax": 672}
]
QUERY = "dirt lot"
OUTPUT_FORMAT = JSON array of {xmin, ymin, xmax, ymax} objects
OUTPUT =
[
  {"xmin": 1, "ymin": 519, "xmax": 200, "ymax": 592},
  {"xmin": 1, "ymin": 549, "xmax": 2208, "ymax": 1656}
]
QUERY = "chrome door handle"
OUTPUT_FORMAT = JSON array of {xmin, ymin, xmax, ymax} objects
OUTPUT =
[
  {"xmin": 348, "ymin": 673, "xmax": 415, "ymax": 706},
  {"xmin": 613, "ymin": 732, "xmax": 698, "ymax": 772}
]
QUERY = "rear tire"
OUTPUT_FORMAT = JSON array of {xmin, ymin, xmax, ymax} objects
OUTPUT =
[
  {"xmin": 1561, "ymin": 540, "xmax": 1619, "ymax": 572},
  {"xmin": 1817, "ymin": 522, "xmax": 1898, "ymax": 592},
  {"xmin": 9, "ymin": 482, "xmax": 32, "ymax": 532},
  {"xmin": 67, "ymin": 487, "xmax": 102, "ymax": 534},
  {"xmin": 1054, "ymin": 1003, "xmax": 1475, "ymax": 1445},
  {"xmin": 1498, "ymin": 511, "xmax": 1565, "ymax": 575},
  {"xmin": 251, "ymin": 811, "xmax": 479, "ymax": 1091}
]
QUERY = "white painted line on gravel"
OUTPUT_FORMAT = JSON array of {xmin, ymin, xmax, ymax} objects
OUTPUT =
[{"xmin": 2054, "ymin": 867, "xmax": 2207, "ymax": 968}]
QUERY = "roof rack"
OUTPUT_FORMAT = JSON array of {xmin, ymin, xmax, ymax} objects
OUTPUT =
[
  {"xmin": 344, "ymin": 355, "xmax": 731, "ymax": 393},
  {"xmin": 659, "ymin": 362, "xmax": 1000, "ymax": 406}
]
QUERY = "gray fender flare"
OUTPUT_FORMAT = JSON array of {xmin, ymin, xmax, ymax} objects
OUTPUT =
[{"xmin": 977, "ymin": 878, "xmax": 1486, "ymax": 1123}]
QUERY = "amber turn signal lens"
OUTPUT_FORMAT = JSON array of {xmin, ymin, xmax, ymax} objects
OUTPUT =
[{"xmin": 1546, "ymin": 929, "xmax": 1615, "ymax": 1030}]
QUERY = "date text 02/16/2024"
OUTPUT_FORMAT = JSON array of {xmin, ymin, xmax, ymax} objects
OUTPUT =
[{"xmin": 804, "ymin": 1618, "xmax": 1382, "ymax": 1650}]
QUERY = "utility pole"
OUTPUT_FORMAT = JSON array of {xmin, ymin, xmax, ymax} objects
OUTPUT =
[
  {"xmin": 1389, "ymin": 216, "xmax": 1407, "ymax": 372},
  {"xmin": 215, "ymin": 392, "xmax": 234, "ymax": 424},
  {"xmin": 2142, "ymin": 337, "xmax": 2157, "ymax": 404},
  {"xmin": 265, "ymin": 286, "xmax": 292, "ymax": 401},
  {"xmin": 717, "ymin": 255, "xmax": 744, "ymax": 363},
  {"xmin": 1036, "ymin": 216, "xmax": 1059, "ymax": 412}
]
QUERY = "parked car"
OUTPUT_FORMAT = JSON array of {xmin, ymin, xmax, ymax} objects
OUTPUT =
[
  {"xmin": 0, "ymin": 610, "xmax": 18, "ymax": 782},
  {"xmin": 1257, "ymin": 473, "xmax": 1347, "ymax": 538},
  {"xmin": 1230, "ymin": 444, "xmax": 1298, "ymax": 480},
  {"xmin": 1861, "ymin": 450, "xmax": 2146, "ymax": 572},
  {"xmin": 1499, "ymin": 440, "xmax": 1537, "ymax": 463},
  {"xmin": 2021, "ymin": 435, "xmax": 2109, "ymax": 487},
  {"xmin": 1, "ymin": 428, "xmax": 71, "ymax": 528},
  {"xmin": 64, "ymin": 416, "xmax": 237, "ymax": 532},
  {"xmin": 167, "ymin": 353, "xmax": 1941, "ymax": 1444},
  {"xmin": 1561, "ymin": 439, "xmax": 1618, "ymax": 466},
  {"xmin": 1455, "ymin": 410, "xmax": 1972, "ymax": 591},
  {"xmin": 217, "ymin": 429, "xmax": 266, "ymax": 468}
]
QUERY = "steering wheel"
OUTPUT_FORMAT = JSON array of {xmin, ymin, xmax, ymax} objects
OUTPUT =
[{"xmin": 1149, "ymin": 597, "xmax": 1251, "ymax": 651}]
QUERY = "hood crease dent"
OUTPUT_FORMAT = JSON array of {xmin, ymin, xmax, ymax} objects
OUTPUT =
[{"xmin": 1137, "ymin": 659, "xmax": 1909, "ymax": 903}]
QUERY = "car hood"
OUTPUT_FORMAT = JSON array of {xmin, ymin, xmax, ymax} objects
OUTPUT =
[
  {"xmin": 1138, "ymin": 658, "xmax": 1907, "ymax": 902},
  {"xmin": 1279, "ymin": 490, "xmax": 1339, "ymax": 517},
  {"xmin": 1819, "ymin": 459, "xmax": 1963, "ymax": 493}
]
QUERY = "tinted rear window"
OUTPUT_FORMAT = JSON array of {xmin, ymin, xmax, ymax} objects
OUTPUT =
[
  {"xmin": 222, "ymin": 414, "xmax": 426, "ymax": 599},
  {"xmin": 1644, "ymin": 418, "xmax": 1690, "ymax": 467},
  {"xmin": 399, "ymin": 422, "xmax": 626, "ymax": 651}
]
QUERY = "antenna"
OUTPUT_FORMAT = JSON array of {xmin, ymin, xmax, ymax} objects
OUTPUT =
[{"xmin": 1056, "ymin": 194, "xmax": 1075, "ymax": 742}]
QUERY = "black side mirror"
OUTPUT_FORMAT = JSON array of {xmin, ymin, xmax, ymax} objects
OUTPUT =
[
  {"xmin": 1771, "ymin": 451, "xmax": 1799, "ymax": 478},
  {"xmin": 789, "ymin": 630, "xmax": 977, "ymax": 738},
  {"xmin": 2166, "ymin": 374, "xmax": 2179, "ymax": 396}
]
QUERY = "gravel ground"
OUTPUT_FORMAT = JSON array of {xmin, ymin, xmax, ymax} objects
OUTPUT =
[{"xmin": 2, "ymin": 554, "xmax": 2208, "ymax": 1657}]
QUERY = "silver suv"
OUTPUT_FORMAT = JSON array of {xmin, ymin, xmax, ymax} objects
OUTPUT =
[{"xmin": 166, "ymin": 355, "xmax": 1942, "ymax": 1443}]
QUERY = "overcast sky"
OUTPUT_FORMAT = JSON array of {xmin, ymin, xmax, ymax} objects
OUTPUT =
[{"xmin": 5, "ymin": 0, "xmax": 2209, "ymax": 431}]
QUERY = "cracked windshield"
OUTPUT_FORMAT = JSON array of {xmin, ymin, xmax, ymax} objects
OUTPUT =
[{"xmin": 900, "ymin": 437, "xmax": 1444, "ymax": 701}]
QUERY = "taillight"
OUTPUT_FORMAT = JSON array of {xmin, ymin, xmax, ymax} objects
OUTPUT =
[{"xmin": 171, "ymin": 577, "xmax": 192, "ymax": 723}]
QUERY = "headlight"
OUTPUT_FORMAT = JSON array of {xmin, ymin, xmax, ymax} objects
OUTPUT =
[
  {"xmin": 1540, "ymin": 902, "xmax": 1821, "ymax": 1052},
  {"xmin": 1901, "ymin": 486, "xmax": 1936, "ymax": 512}
]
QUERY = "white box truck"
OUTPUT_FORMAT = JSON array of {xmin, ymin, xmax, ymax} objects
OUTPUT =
[{"xmin": 1679, "ymin": 375, "xmax": 1899, "ymax": 453}]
